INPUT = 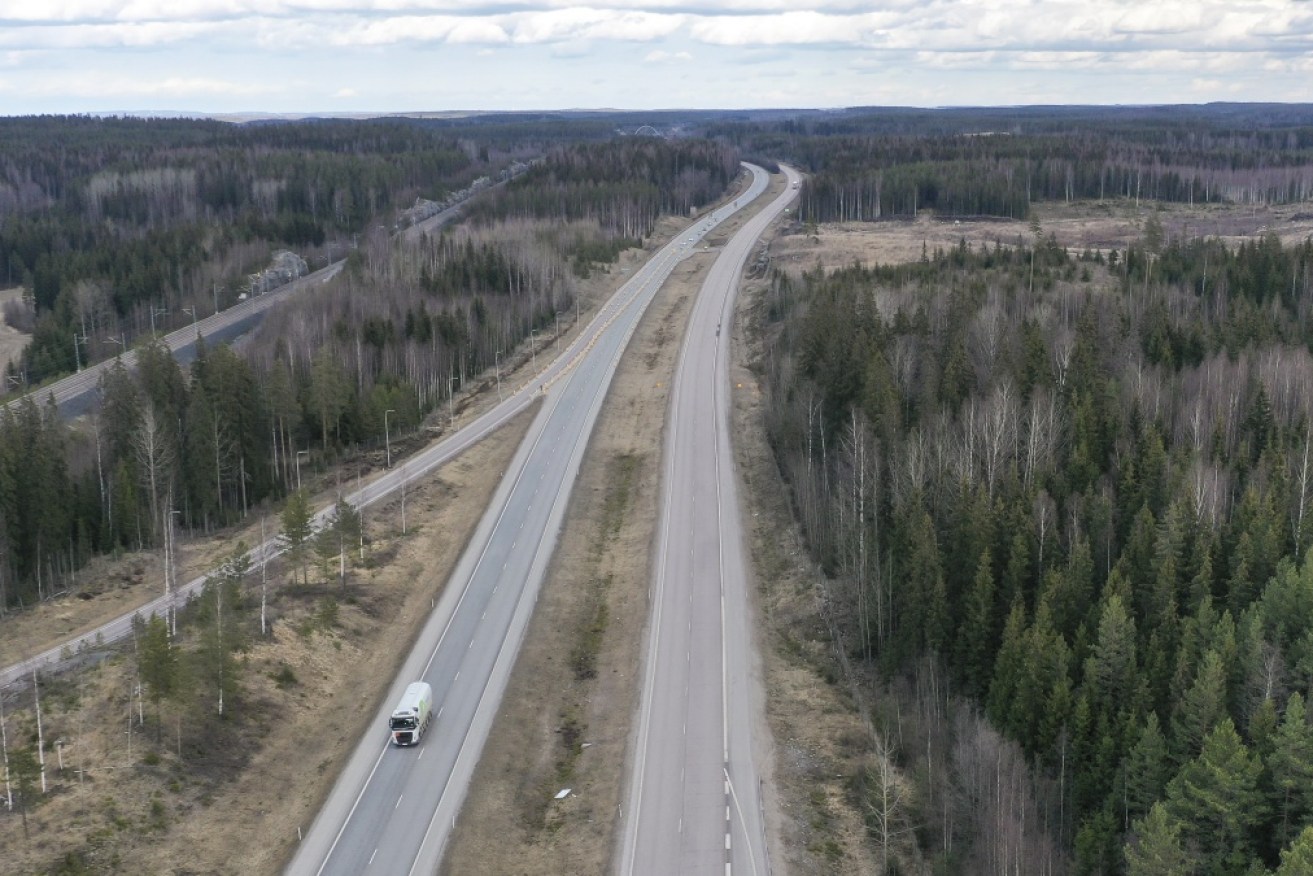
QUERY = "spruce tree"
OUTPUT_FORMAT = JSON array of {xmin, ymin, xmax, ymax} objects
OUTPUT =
[
  {"xmin": 1172, "ymin": 648, "xmax": 1228, "ymax": 764},
  {"xmin": 956, "ymin": 547, "xmax": 996, "ymax": 698},
  {"xmin": 1269, "ymin": 692, "xmax": 1313, "ymax": 850},
  {"xmin": 1125, "ymin": 712, "xmax": 1170, "ymax": 823}
]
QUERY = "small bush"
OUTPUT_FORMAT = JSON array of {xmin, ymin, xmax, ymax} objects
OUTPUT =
[
  {"xmin": 317, "ymin": 597, "xmax": 339, "ymax": 630},
  {"xmin": 271, "ymin": 664, "xmax": 298, "ymax": 690}
]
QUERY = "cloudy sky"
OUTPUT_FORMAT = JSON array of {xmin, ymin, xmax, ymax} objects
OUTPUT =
[{"xmin": 1, "ymin": 1, "xmax": 1311, "ymax": 114}]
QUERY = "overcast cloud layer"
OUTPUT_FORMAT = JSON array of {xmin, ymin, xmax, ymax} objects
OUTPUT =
[{"xmin": 0, "ymin": 0, "xmax": 1310, "ymax": 113}]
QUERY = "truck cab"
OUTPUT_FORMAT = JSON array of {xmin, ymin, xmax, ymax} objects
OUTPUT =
[{"xmin": 388, "ymin": 681, "xmax": 434, "ymax": 746}]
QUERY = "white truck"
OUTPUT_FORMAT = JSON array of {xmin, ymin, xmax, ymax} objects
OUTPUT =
[{"xmin": 388, "ymin": 681, "xmax": 433, "ymax": 746}]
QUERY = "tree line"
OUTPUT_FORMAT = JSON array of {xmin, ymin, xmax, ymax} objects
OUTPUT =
[
  {"xmin": 0, "ymin": 134, "xmax": 740, "ymax": 613},
  {"xmin": 760, "ymin": 227, "xmax": 1313, "ymax": 872},
  {"xmin": 0, "ymin": 116, "xmax": 496, "ymax": 384},
  {"xmin": 707, "ymin": 107, "xmax": 1313, "ymax": 222},
  {"xmin": 467, "ymin": 137, "xmax": 740, "ymax": 241}
]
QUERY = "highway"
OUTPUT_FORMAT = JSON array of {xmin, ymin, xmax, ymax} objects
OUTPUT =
[
  {"xmin": 619, "ymin": 165, "xmax": 800, "ymax": 876},
  {"xmin": 287, "ymin": 164, "xmax": 772, "ymax": 876},
  {"xmin": 0, "ymin": 166, "xmax": 502, "ymax": 420},
  {"xmin": 1, "ymin": 259, "xmax": 343, "ymax": 419},
  {"xmin": 0, "ymin": 167, "xmax": 766, "ymax": 691}
]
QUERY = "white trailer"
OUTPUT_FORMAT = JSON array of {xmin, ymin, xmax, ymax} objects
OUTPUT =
[{"xmin": 388, "ymin": 681, "xmax": 433, "ymax": 746}]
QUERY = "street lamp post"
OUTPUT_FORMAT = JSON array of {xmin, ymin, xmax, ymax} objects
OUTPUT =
[
  {"xmin": 168, "ymin": 508, "xmax": 182, "ymax": 636},
  {"xmin": 107, "ymin": 334, "xmax": 126, "ymax": 355},
  {"xmin": 495, "ymin": 350, "xmax": 503, "ymax": 401},
  {"xmin": 150, "ymin": 306, "xmax": 167, "ymax": 337},
  {"xmin": 384, "ymin": 409, "xmax": 395, "ymax": 469}
]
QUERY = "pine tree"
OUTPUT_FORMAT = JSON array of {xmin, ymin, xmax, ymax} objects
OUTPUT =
[
  {"xmin": 1165, "ymin": 719, "xmax": 1266, "ymax": 874},
  {"xmin": 138, "ymin": 613, "xmax": 177, "ymax": 742},
  {"xmin": 196, "ymin": 544, "xmax": 250, "ymax": 719},
  {"xmin": 1001, "ymin": 527, "xmax": 1032, "ymax": 609},
  {"xmin": 1125, "ymin": 802, "xmax": 1197, "ymax": 876},
  {"xmin": 8, "ymin": 742, "xmax": 40, "ymax": 838},
  {"xmin": 1073, "ymin": 806, "xmax": 1120, "ymax": 876},
  {"xmin": 310, "ymin": 346, "xmax": 350, "ymax": 449},
  {"xmin": 1277, "ymin": 825, "xmax": 1313, "ymax": 875},
  {"xmin": 279, "ymin": 489, "xmax": 314, "ymax": 586}
]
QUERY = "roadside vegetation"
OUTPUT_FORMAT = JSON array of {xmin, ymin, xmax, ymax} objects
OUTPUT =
[{"xmin": 758, "ymin": 208, "xmax": 1313, "ymax": 872}]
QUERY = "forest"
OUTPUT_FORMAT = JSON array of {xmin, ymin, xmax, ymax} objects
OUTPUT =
[
  {"xmin": 759, "ymin": 220, "xmax": 1313, "ymax": 871},
  {"xmin": 0, "ymin": 128, "xmax": 739, "ymax": 615},
  {"xmin": 0, "ymin": 116, "xmax": 512, "ymax": 383},
  {"xmin": 712, "ymin": 106, "xmax": 1313, "ymax": 222}
]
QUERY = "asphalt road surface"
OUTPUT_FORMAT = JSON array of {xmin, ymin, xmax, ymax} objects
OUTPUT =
[
  {"xmin": 286, "ymin": 164, "xmax": 772, "ymax": 876},
  {"xmin": 0, "ymin": 167, "xmax": 767, "ymax": 692},
  {"xmin": 619, "ymin": 166, "xmax": 800, "ymax": 876}
]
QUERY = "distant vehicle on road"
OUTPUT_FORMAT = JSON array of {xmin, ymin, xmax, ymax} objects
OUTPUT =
[{"xmin": 389, "ymin": 682, "xmax": 433, "ymax": 746}]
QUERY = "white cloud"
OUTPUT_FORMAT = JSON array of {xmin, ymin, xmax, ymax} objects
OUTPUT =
[
  {"xmin": 689, "ymin": 11, "xmax": 895, "ymax": 47},
  {"xmin": 334, "ymin": 87, "xmax": 358, "ymax": 97},
  {"xmin": 507, "ymin": 9, "xmax": 682, "ymax": 44},
  {"xmin": 643, "ymin": 48, "xmax": 692, "ymax": 62},
  {"xmin": 0, "ymin": 70, "xmax": 276, "ymax": 97},
  {"xmin": 0, "ymin": 0, "xmax": 1309, "ymax": 111}
]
